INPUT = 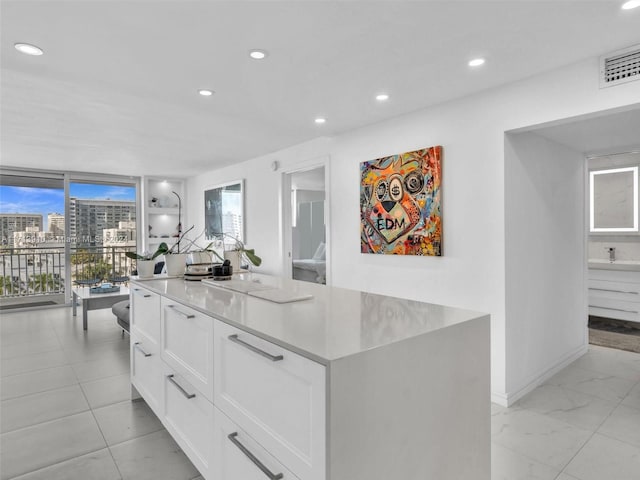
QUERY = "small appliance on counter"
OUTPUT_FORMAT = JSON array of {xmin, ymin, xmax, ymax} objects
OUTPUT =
[
  {"xmin": 184, "ymin": 251, "xmax": 216, "ymax": 281},
  {"xmin": 212, "ymin": 260, "xmax": 233, "ymax": 281}
]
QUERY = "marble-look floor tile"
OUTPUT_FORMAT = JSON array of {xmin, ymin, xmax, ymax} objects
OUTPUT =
[
  {"xmin": 572, "ymin": 347, "xmax": 640, "ymax": 382},
  {"xmin": 10, "ymin": 448, "xmax": 121, "ymax": 480},
  {"xmin": 93, "ymin": 399, "xmax": 163, "ymax": 446},
  {"xmin": 597, "ymin": 403, "xmax": 640, "ymax": 448},
  {"xmin": 564, "ymin": 433, "xmax": 640, "ymax": 480},
  {"xmin": 1, "ymin": 349, "xmax": 69, "ymax": 378},
  {"xmin": 1, "ymin": 335, "xmax": 61, "ymax": 360},
  {"xmin": 622, "ymin": 381, "xmax": 640, "ymax": 409},
  {"xmin": 515, "ymin": 384, "xmax": 617, "ymax": 431},
  {"xmin": 71, "ymin": 354, "xmax": 129, "ymax": 383},
  {"xmin": 544, "ymin": 364, "xmax": 636, "ymax": 403},
  {"xmin": 491, "ymin": 443, "xmax": 560, "ymax": 480},
  {"xmin": 555, "ymin": 474, "xmax": 582, "ymax": 480},
  {"xmin": 80, "ymin": 373, "xmax": 131, "ymax": 409},
  {"xmin": 110, "ymin": 430, "xmax": 199, "ymax": 480},
  {"xmin": 1, "ymin": 384, "xmax": 89, "ymax": 433},
  {"xmin": 492, "ymin": 408, "xmax": 591, "ymax": 469},
  {"xmin": 0, "ymin": 365, "xmax": 78, "ymax": 401},
  {"xmin": 0, "ymin": 411, "xmax": 106, "ymax": 480}
]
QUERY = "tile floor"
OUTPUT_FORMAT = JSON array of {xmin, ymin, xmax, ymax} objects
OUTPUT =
[{"xmin": 1, "ymin": 306, "xmax": 639, "ymax": 479}]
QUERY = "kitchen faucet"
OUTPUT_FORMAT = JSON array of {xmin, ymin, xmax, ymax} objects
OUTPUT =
[{"xmin": 608, "ymin": 247, "xmax": 616, "ymax": 262}]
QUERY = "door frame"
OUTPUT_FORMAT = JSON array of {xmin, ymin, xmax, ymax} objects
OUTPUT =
[{"xmin": 280, "ymin": 156, "xmax": 331, "ymax": 285}]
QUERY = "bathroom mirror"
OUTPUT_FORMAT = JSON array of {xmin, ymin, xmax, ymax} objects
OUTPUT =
[{"xmin": 589, "ymin": 166, "xmax": 638, "ymax": 232}]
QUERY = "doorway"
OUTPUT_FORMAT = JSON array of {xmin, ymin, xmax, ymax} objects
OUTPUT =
[{"xmin": 282, "ymin": 165, "xmax": 328, "ymax": 284}]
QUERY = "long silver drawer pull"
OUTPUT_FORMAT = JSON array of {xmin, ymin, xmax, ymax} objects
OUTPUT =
[
  {"xmin": 167, "ymin": 375, "xmax": 196, "ymax": 399},
  {"xmin": 588, "ymin": 305, "xmax": 639, "ymax": 314},
  {"xmin": 228, "ymin": 334, "xmax": 283, "ymax": 362},
  {"xmin": 589, "ymin": 287, "xmax": 639, "ymax": 295},
  {"xmin": 227, "ymin": 432, "xmax": 284, "ymax": 480},
  {"xmin": 133, "ymin": 288, "xmax": 151, "ymax": 298},
  {"xmin": 133, "ymin": 342, "xmax": 151, "ymax": 357},
  {"xmin": 166, "ymin": 305, "xmax": 195, "ymax": 318}
]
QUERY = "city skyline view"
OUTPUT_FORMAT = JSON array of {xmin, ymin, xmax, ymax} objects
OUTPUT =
[{"xmin": 0, "ymin": 183, "xmax": 136, "ymax": 231}]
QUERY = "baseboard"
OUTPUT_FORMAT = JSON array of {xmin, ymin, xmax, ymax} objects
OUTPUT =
[{"xmin": 495, "ymin": 343, "xmax": 588, "ymax": 407}]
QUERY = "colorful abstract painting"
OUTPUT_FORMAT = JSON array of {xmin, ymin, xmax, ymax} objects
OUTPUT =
[{"xmin": 360, "ymin": 146, "xmax": 442, "ymax": 256}]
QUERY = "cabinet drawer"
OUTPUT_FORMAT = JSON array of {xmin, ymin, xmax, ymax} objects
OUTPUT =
[
  {"xmin": 589, "ymin": 300, "xmax": 640, "ymax": 323},
  {"xmin": 589, "ymin": 279, "xmax": 640, "ymax": 301},
  {"xmin": 131, "ymin": 286, "xmax": 161, "ymax": 346},
  {"xmin": 163, "ymin": 368, "xmax": 214, "ymax": 479},
  {"xmin": 161, "ymin": 298, "xmax": 214, "ymax": 402},
  {"xmin": 214, "ymin": 406, "xmax": 300, "ymax": 480},
  {"xmin": 214, "ymin": 321, "xmax": 325, "ymax": 480},
  {"xmin": 131, "ymin": 333, "xmax": 163, "ymax": 417}
]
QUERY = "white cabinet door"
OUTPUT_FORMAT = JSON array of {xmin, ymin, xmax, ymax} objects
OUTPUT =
[
  {"xmin": 214, "ymin": 320, "xmax": 325, "ymax": 480},
  {"xmin": 163, "ymin": 368, "xmax": 214, "ymax": 479},
  {"xmin": 161, "ymin": 297, "xmax": 214, "ymax": 402},
  {"xmin": 130, "ymin": 332, "xmax": 163, "ymax": 417},
  {"xmin": 214, "ymin": 406, "xmax": 300, "ymax": 480},
  {"xmin": 131, "ymin": 286, "xmax": 161, "ymax": 351}
]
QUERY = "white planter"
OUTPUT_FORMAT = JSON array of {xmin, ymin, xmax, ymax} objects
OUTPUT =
[
  {"xmin": 165, "ymin": 253, "xmax": 188, "ymax": 276},
  {"xmin": 223, "ymin": 250, "xmax": 241, "ymax": 272},
  {"xmin": 137, "ymin": 260, "xmax": 155, "ymax": 279}
]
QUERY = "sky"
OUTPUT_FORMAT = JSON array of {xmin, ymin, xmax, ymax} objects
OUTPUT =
[{"xmin": 0, "ymin": 183, "xmax": 136, "ymax": 231}]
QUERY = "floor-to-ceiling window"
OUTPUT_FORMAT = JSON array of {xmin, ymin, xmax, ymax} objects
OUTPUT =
[{"xmin": 0, "ymin": 169, "xmax": 139, "ymax": 310}]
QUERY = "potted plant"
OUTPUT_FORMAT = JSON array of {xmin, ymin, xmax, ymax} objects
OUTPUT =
[
  {"xmin": 204, "ymin": 233, "xmax": 262, "ymax": 271},
  {"xmin": 126, "ymin": 242, "xmax": 168, "ymax": 278},
  {"xmin": 164, "ymin": 225, "xmax": 195, "ymax": 276}
]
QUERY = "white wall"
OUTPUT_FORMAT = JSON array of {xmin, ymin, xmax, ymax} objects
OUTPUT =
[
  {"xmin": 186, "ymin": 57, "xmax": 640, "ymax": 402},
  {"xmin": 504, "ymin": 132, "xmax": 587, "ymax": 403}
]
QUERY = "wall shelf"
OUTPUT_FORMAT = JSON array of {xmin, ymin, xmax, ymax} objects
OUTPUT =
[{"xmin": 141, "ymin": 177, "xmax": 185, "ymax": 252}]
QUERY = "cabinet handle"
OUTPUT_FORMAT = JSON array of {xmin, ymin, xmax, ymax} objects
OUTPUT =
[
  {"xmin": 228, "ymin": 334, "xmax": 283, "ymax": 362},
  {"xmin": 133, "ymin": 342, "xmax": 151, "ymax": 357},
  {"xmin": 588, "ymin": 305, "xmax": 639, "ymax": 314},
  {"xmin": 133, "ymin": 288, "xmax": 151, "ymax": 298},
  {"xmin": 167, "ymin": 374, "xmax": 196, "ymax": 399},
  {"xmin": 589, "ymin": 287, "xmax": 639, "ymax": 295},
  {"xmin": 227, "ymin": 432, "xmax": 284, "ymax": 480},
  {"xmin": 165, "ymin": 305, "xmax": 195, "ymax": 319}
]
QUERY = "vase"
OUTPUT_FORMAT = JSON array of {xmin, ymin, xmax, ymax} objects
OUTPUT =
[
  {"xmin": 224, "ymin": 250, "xmax": 241, "ymax": 272},
  {"xmin": 165, "ymin": 253, "xmax": 188, "ymax": 276},
  {"xmin": 136, "ymin": 260, "xmax": 155, "ymax": 279}
]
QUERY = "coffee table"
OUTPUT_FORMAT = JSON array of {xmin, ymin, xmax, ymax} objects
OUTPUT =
[{"xmin": 72, "ymin": 286, "xmax": 130, "ymax": 330}]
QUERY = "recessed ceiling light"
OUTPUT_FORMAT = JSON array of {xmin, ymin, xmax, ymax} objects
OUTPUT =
[
  {"xmin": 314, "ymin": 117, "xmax": 326, "ymax": 124},
  {"xmin": 14, "ymin": 43, "xmax": 43, "ymax": 56},
  {"xmin": 249, "ymin": 50, "xmax": 268, "ymax": 60},
  {"xmin": 622, "ymin": 0, "xmax": 640, "ymax": 9},
  {"xmin": 468, "ymin": 58, "xmax": 486, "ymax": 67},
  {"xmin": 198, "ymin": 89, "xmax": 214, "ymax": 96},
  {"xmin": 376, "ymin": 93, "xmax": 390, "ymax": 101}
]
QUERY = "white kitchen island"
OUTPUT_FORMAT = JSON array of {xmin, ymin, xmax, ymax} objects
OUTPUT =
[{"xmin": 129, "ymin": 273, "xmax": 490, "ymax": 480}]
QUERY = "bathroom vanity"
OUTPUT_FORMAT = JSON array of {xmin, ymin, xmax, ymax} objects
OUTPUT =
[
  {"xmin": 588, "ymin": 263, "xmax": 640, "ymax": 323},
  {"xmin": 129, "ymin": 273, "xmax": 490, "ymax": 480}
]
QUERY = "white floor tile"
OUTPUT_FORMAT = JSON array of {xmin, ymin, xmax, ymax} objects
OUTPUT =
[
  {"xmin": 622, "ymin": 381, "xmax": 640, "ymax": 409},
  {"xmin": 597, "ymin": 403, "xmax": 640, "ymax": 448},
  {"xmin": 572, "ymin": 347, "xmax": 640, "ymax": 382},
  {"xmin": 0, "ymin": 411, "xmax": 106, "ymax": 480},
  {"xmin": 93, "ymin": 399, "xmax": 163, "ymax": 446},
  {"xmin": 491, "ymin": 408, "xmax": 591, "ymax": 469},
  {"xmin": 491, "ymin": 443, "xmax": 560, "ymax": 480},
  {"xmin": 555, "ymin": 474, "xmax": 582, "ymax": 480},
  {"xmin": 1, "ymin": 335, "xmax": 61, "ymax": 360},
  {"xmin": 1, "ymin": 384, "xmax": 89, "ymax": 433},
  {"xmin": 10, "ymin": 448, "xmax": 121, "ymax": 480},
  {"xmin": 80, "ymin": 373, "xmax": 132, "ymax": 409},
  {"xmin": 0, "ymin": 349, "xmax": 70, "ymax": 377},
  {"xmin": 110, "ymin": 430, "xmax": 199, "ymax": 480},
  {"xmin": 514, "ymin": 384, "xmax": 617, "ymax": 431},
  {"xmin": 564, "ymin": 433, "xmax": 640, "ymax": 480},
  {"xmin": 0, "ymin": 365, "xmax": 78, "ymax": 401},
  {"xmin": 544, "ymin": 364, "xmax": 636, "ymax": 403},
  {"xmin": 71, "ymin": 354, "xmax": 129, "ymax": 383}
]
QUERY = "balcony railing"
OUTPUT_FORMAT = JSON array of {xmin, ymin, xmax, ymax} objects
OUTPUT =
[{"xmin": 0, "ymin": 246, "xmax": 137, "ymax": 298}]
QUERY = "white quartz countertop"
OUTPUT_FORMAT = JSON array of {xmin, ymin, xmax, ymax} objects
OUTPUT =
[{"xmin": 132, "ymin": 273, "xmax": 488, "ymax": 365}]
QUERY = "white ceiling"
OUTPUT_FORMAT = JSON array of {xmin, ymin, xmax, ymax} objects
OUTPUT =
[{"xmin": 2, "ymin": 1, "xmax": 640, "ymax": 178}]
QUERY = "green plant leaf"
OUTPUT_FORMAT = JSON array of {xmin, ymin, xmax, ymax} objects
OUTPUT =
[
  {"xmin": 125, "ymin": 252, "xmax": 143, "ymax": 260},
  {"xmin": 244, "ymin": 249, "xmax": 262, "ymax": 267},
  {"xmin": 152, "ymin": 242, "xmax": 169, "ymax": 259}
]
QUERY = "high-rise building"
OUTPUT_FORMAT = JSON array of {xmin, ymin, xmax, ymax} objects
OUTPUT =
[
  {"xmin": 69, "ymin": 198, "xmax": 136, "ymax": 247},
  {"xmin": 48, "ymin": 213, "xmax": 65, "ymax": 235},
  {"xmin": 0, "ymin": 214, "xmax": 43, "ymax": 248}
]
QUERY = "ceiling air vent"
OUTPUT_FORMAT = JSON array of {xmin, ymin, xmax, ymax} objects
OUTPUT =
[{"xmin": 600, "ymin": 44, "xmax": 640, "ymax": 88}]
